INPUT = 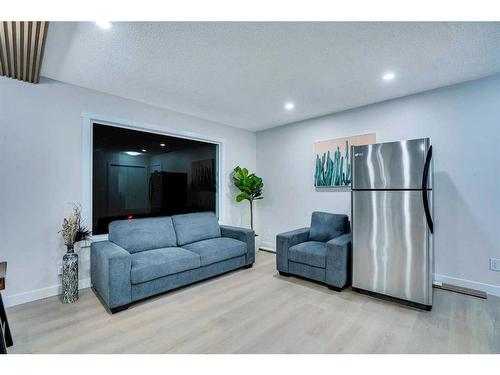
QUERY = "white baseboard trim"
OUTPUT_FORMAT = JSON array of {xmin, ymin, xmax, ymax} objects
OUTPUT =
[
  {"xmin": 433, "ymin": 274, "xmax": 500, "ymax": 297},
  {"xmin": 259, "ymin": 241, "xmax": 275, "ymax": 252},
  {"xmin": 4, "ymin": 273, "xmax": 498, "ymax": 308},
  {"xmin": 254, "ymin": 246, "xmax": 500, "ymax": 298},
  {"xmin": 4, "ymin": 278, "xmax": 91, "ymax": 308}
]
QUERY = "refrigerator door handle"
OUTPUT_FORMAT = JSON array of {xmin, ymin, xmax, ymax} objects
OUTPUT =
[{"xmin": 422, "ymin": 145, "xmax": 433, "ymax": 233}]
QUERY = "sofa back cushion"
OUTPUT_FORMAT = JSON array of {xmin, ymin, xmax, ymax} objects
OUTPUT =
[
  {"xmin": 309, "ymin": 211, "xmax": 349, "ymax": 242},
  {"xmin": 172, "ymin": 212, "xmax": 221, "ymax": 246},
  {"xmin": 109, "ymin": 217, "xmax": 177, "ymax": 254}
]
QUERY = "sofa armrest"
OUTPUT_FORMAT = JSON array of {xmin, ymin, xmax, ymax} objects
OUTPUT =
[
  {"xmin": 220, "ymin": 225, "xmax": 255, "ymax": 265},
  {"xmin": 276, "ymin": 227, "xmax": 310, "ymax": 273},
  {"xmin": 325, "ymin": 233, "xmax": 352, "ymax": 288},
  {"xmin": 90, "ymin": 240, "xmax": 132, "ymax": 310}
]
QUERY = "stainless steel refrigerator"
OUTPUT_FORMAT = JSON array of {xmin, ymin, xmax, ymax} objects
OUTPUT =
[{"xmin": 351, "ymin": 138, "xmax": 434, "ymax": 310}]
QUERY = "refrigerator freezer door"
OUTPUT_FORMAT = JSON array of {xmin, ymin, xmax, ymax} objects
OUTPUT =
[
  {"xmin": 352, "ymin": 138, "xmax": 430, "ymax": 190},
  {"xmin": 149, "ymin": 172, "xmax": 164, "ymax": 211},
  {"xmin": 352, "ymin": 190, "xmax": 432, "ymax": 306}
]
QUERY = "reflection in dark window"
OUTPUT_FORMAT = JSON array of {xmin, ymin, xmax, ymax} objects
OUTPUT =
[{"xmin": 92, "ymin": 123, "xmax": 217, "ymax": 235}]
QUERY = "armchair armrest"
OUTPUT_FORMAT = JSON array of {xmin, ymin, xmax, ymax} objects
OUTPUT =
[
  {"xmin": 276, "ymin": 227, "xmax": 310, "ymax": 273},
  {"xmin": 325, "ymin": 233, "xmax": 352, "ymax": 289},
  {"xmin": 220, "ymin": 225, "xmax": 255, "ymax": 265},
  {"xmin": 90, "ymin": 240, "xmax": 132, "ymax": 310}
]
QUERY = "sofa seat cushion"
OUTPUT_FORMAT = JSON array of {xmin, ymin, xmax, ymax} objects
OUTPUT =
[
  {"xmin": 182, "ymin": 237, "xmax": 247, "ymax": 266},
  {"xmin": 131, "ymin": 247, "xmax": 201, "ymax": 284},
  {"xmin": 172, "ymin": 212, "xmax": 221, "ymax": 246},
  {"xmin": 288, "ymin": 241, "xmax": 326, "ymax": 268}
]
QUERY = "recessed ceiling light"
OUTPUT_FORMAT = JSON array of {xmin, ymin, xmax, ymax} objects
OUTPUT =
[
  {"xmin": 125, "ymin": 151, "xmax": 141, "ymax": 156},
  {"xmin": 160, "ymin": 143, "xmax": 166, "ymax": 147},
  {"xmin": 284, "ymin": 102, "xmax": 295, "ymax": 111},
  {"xmin": 141, "ymin": 149, "xmax": 147, "ymax": 152},
  {"xmin": 95, "ymin": 21, "xmax": 112, "ymax": 30},
  {"xmin": 382, "ymin": 72, "xmax": 396, "ymax": 81}
]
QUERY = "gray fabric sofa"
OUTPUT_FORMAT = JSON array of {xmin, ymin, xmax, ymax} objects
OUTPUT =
[
  {"xmin": 276, "ymin": 211, "xmax": 352, "ymax": 291},
  {"xmin": 91, "ymin": 212, "xmax": 255, "ymax": 313}
]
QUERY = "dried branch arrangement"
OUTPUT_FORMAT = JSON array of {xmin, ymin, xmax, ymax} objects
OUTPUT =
[{"xmin": 59, "ymin": 204, "xmax": 91, "ymax": 249}]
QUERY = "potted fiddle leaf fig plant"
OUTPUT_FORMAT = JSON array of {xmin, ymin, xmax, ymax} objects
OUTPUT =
[{"xmin": 233, "ymin": 166, "xmax": 263, "ymax": 231}]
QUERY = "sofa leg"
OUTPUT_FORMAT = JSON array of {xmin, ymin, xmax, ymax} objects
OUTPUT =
[
  {"xmin": 243, "ymin": 264, "xmax": 253, "ymax": 269},
  {"xmin": 110, "ymin": 304, "xmax": 130, "ymax": 314},
  {"xmin": 327, "ymin": 285, "xmax": 343, "ymax": 292},
  {"xmin": 279, "ymin": 271, "xmax": 290, "ymax": 277}
]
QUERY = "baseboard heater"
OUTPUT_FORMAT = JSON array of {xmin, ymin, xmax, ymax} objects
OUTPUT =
[
  {"xmin": 432, "ymin": 281, "xmax": 487, "ymax": 299},
  {"xmin": 258, "ymin": 247, "xmax": 276, "ymax": 254}
]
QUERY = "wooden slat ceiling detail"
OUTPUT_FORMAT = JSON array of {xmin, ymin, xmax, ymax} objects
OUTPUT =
[{"xmin": 0, "ymin": 21, "xmax": 49, "ymax": 83}]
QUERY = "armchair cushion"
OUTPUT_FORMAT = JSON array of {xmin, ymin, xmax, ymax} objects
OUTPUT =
[
  {"xmin": 309, "ymin": 212, "xmax": 349, "ymax": 242},
  {"xmin": 172, "ymin": 212, "xmax": 221, "ymax": 246},
  {"xmin": 288, "ymin": 241, "xmax": 326, "ymax": 268}
]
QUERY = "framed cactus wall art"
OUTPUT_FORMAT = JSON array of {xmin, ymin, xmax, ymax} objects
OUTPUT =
[{"xmin": 314, "ymin": 133, "xmax": 376, "ymax": 188}]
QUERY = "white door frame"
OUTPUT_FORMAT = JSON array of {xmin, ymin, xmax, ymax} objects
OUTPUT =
[{"xmin": 81, "ymin": 111, "xmax": 225, "ymax": 242}]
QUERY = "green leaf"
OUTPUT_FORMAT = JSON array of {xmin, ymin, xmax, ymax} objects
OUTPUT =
[
  {"xmin": 233, "ymin": 165, "xmax": 264, "ymax": 204},
  {"xmin": 236, "ymin": 192, "xmax": 250, "ymax": 202}
]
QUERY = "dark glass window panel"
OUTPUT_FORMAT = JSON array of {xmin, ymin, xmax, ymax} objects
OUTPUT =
[{"xmin": 92, "ymin": 123, "xmax": 217, "ymax": 235}]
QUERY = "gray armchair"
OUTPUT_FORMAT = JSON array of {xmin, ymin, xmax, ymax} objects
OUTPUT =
[{"xmin": 276, "ymin": 211, "xmax": 352, "ymax": 291}]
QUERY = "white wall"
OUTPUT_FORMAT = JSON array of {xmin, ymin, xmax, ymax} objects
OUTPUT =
[
  {"xmin": 0, "ymin": 77, "xmax": 256, "ymax": 307},
  {"xmin": 256, "ymin": 75, "xmax": 500, "ymax": 294}
]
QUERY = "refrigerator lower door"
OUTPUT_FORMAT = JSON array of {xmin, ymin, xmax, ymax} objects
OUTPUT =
[{"xmin": 352, "ymin": 190, "xmax": 432, "ymax": 306}]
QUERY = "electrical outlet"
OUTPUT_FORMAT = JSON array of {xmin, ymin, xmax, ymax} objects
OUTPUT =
[
  {"xmin": 490, "ymin": 258, "xmax": 500, "ymax": 272},
  {"xmin": 57, "ymin": 261, "xmax": 63, "ymax": 275}
]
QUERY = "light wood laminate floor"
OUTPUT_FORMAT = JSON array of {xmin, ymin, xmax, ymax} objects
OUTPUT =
[{"xmin": 6, "ymin": 251, "xmax": 500, "ymax": 353}]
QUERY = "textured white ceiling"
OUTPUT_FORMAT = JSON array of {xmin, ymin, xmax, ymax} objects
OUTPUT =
[{"xmin": 41, "ymin": 22, "xmax": 500, "ymax": 131}]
